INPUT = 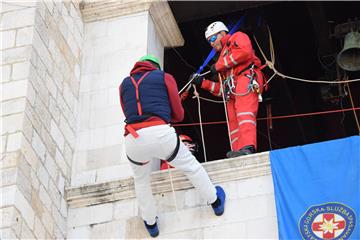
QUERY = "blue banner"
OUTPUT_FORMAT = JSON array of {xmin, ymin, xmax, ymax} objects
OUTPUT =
[{"xmin": 270, "ymin": 136, "xmax": 360, "ymax": 240}]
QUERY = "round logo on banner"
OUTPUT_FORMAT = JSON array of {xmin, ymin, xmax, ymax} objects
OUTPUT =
[{"xmin": 299, "ymin": 202, "xmax": 356, "ymax": 240}]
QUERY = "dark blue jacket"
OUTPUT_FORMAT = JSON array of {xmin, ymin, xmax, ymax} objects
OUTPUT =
[{"xmin": 121, "ymin": 70, "xmax": 171, "ymax": 123}]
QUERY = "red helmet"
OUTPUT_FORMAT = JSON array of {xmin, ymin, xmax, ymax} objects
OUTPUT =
[
  {"xmin": 179, "ymin": 134, "xmax": 198, "ymax": 154},
  {"xmin": 179, "ymin": 134, "xmax": 193, "ymax": 143}
]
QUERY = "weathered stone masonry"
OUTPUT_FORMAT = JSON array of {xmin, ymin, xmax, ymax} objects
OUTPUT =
[{"xmin": 1, "ymin": 1, "xmax": 83, "ymax": 238}]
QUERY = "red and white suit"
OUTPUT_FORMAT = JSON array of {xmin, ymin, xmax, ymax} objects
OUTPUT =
[{"xmin": 201, "ymin": 32, "xmax": 264, "ymax": 151}]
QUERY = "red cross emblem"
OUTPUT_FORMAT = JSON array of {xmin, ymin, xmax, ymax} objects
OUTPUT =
[{"xmin": 312, "ymin": 213, "xmax": 346, "ymax": 239}]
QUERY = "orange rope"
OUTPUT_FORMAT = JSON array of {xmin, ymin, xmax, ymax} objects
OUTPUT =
[
  {"xmin": 345, "ymin": 82, "xmax": 360, "ymax": 134},
  {"xmin": 173, "ymin": 107, "xmax": 360, "ymax": 127}
]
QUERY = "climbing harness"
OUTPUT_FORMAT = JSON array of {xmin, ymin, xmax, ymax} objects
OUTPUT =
[{"xmin": 222, "ymin": 65, "xmax": 263, "ymax": 102}]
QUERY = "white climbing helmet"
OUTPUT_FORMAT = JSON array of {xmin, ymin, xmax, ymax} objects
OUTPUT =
[{"xmin": 205, "ymin": 21, "xmax": 229, "ymax": 39}]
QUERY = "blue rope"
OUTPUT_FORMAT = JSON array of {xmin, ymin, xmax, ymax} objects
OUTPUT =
[{"xmin": 196, "ymin": 15, "xmax": 246, "ymax": 74}]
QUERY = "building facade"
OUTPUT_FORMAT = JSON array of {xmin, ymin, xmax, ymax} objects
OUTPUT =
[{"xmin": 1, "ymin": 1, "xmax": 277, "ymax": 238}]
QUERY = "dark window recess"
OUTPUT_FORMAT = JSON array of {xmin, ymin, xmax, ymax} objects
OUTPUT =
[{"xmin": 165, "ymin": 1, "xmax": 360, "ymax": 163}]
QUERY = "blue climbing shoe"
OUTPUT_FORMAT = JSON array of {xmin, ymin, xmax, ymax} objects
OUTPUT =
[
  {"xmin": 211, "ymin": 186, "xmax": 226, "ymax": 216},
  {"xmin": 144, "ymin": 220, "xmax": 159, "ymax": 237}
]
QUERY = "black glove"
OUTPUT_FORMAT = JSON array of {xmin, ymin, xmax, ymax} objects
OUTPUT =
[
  {"xmin": 190, "ymin": 73, "xmax": 204, "ymax": 86},
  {"xmin": 210, "ymin": 64, "xmax": 217, "ymax": 75}
]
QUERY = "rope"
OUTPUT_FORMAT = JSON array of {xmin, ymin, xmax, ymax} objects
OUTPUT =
[
  {"xmin": 173, "ymin": 107, "xmax": 360, "ymax": 127},
  {"xmin": 345, "ymin": 78, "xmax": 360, "ymax": 134},
  {"xmin": 253, "ymin": 27, "xmax": 360, "ymax": 84},
  {"xmin": 193, "ymin": 86, "xmax": 208, "ymax": 162},
  {"xmin": 166, "ymin": 165, "xmax": 179, "ymax": 218},
  {"xmin": 219, "ymin": 73, "xmax": 233, "ymax": 151},
  {"xmin": 194, "ymin": 96, "xmax": 224, "ymax": 103},
  {"xmin": 178, "ymin": 71, "xmax": 211, "ymax": 94}
]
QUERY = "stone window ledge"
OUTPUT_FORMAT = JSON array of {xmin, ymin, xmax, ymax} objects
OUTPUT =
[{"xmin": 66, "ymin": 152, "xmax": 270, "ymax": 208}]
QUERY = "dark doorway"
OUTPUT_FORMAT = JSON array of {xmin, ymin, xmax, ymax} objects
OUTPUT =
[{"xmin": 164, "ymin": 1, "xmax": 360, "ymax": 162}]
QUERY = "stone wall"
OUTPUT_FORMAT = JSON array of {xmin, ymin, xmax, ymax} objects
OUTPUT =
[
  {"xmin": 1, "ymin": 1, "xmax": 83, "ymax": 238},
  {"xmin": 66, "ymin": 154, "xmax": 278, "ymax": 238}
]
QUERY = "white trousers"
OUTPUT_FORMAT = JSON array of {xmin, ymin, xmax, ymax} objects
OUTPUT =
[{"xmin": 125, "ymin": 125, "xmax": 217, "ymax": 224}]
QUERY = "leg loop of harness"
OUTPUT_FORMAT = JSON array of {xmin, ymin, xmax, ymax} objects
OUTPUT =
[
  {"xmin": 127, "ymin": 134, "xmax": 180, "ymax": 166},
  {"xmin": 165, "ymin": 134, "xmax": 180, "ymax": 163}
]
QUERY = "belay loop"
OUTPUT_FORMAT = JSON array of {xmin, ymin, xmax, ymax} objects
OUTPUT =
[{"xmin": 224, "ymin": 64, "xmax": 263, "ymax": 102}]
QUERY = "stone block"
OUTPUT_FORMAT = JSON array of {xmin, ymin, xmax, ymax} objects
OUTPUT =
[
  {"xmin": 26, "ymin": 80, "xmax": 36, "ymax": 106},
  {"xmin": 1, "ymin": 113, "xmax": 24, "ymax": 135},
  {"xmin": 113, "ymin": 199, "xmax": 136, "ymax": 221},
  {"xmin": 37, "ymin": 163, "xmax": 50, "ymax": 189},
  {"xmin": 67, "ymin": 225, "xmax": 90, "ymax": 239},
  {"xmin": 18, "ymin": 154, "xmax": 31, "ymax": 179},
  {"xmin": 91, "ymin": 220, "xmax": 126, "ymax": 239},
  {"xmin": 1, "ymin": 97, "xmax": 26, "ymax": 116},
  {"xmin": 40, "ymin": 125, "xmax": 57, "ymax": 158},
  {"xmin": 0, "ymin": 7, "xmax": 35, "ymax": 31},
  {"xmin": 160, "ymin": 228, "xmax": 204, "ymax": 239},
  {"xmin": 2, "ymin": 80, "xmax": 28, "ymax": 101},
  {"xmin": 49, "ymin": 97, "xmax": 61, "ymax": 123},
  {"xmin": 32, "ymin": 72, "xmax": 50, "ymax": 108},
  {"xmin": 55, "ymin": 147, "xmax": 69, "ymax": 177},
  {"xmin": 2, "ymin": 46, "xmax": 32, "ymax": 64},
  {"xmin": 0, "ymin": 228, "xmax": 18, "ymax": 239},
  {"xmin": 63, "ymin": 142, "xmax": 73, "ymax": 168},
  {"xmin": 59, "ymin": 114, "xmax": 75, "ymax": 147},
  {"xmin": 1, "ymin": 151, "xmax": 20, "ymax": 169},
  {"xmin": 50, "ymin": 120, "xmax": 65, "ymax": 151},
  {"xmin": 0, "ymin": 64, "xmax": 11, "ymax": 82},
  {"xmin": 0, "ymin": 207, "xmax": 16, "ymax": 228},
  {"xmin": 14, "ymin": 189, "xmax": 35, "ymax": 228},
  {"xmin": 22, "ymin": 114, "xmax": 34, "ymax": 142},
  {"xmin": 34, "ymin": 13, "xmax": 49, "ymax": 47},
  {"xmin": 1, "ymin": 30, "xmax": 16, "ymax": 49},
  {"xmin": 20, "ymin": 220, "xmax": 35, "ymax": 239},
  {"xmin": 0, "ymin": 185, "xmax": 17, "ymax": 206},
  {"xmin": 1, "ymin": 135, "xmax": 6, "ymax": 153},
  {"xmin": 32, "ymin": 29, "xmax": 52, "ymax": 71},
  {"xmin": 246, "ymin": 216, "xmax": 278, "ymax": 238},
  {"xmin": 69, "ymin": 74, "xmax": 80, "ymax": 99},
  {"xmin": 45, "ymin": 73, "xmax": 58, "ymax": 98},
  {"xmin": 0, "ymin": 167, "xmax": 17, "ymax": 187},
  {"xmin": 67, "ymin": 203, "xmax": 113, "ymax": 227},
  {"xmin": 17, "ymin": 168, "xmax": 32, "ymax": 202},
  {"xmin": 70, "ymin": 170, "xmax": 96, "ymax": 187},
  {"xmin": 63, "ymin": 83, "xmax": 77, "ymax": 109},
  {"xmin": 16, "ymin": 26, "xmax": 34, "ymax": 46},
  {"xmin": 60, "ymin": 197, "xmax": 67, "ymax": 218},
  {"xmin": 203, "ymin": 221, "xmax": 246, "ymax": 239},
  {"xmin": 225, "ymin": 196, "xmax": 270, "ymax": 223},
  {"xmin": 33, "ymin": 216, "xmax": 46, "ymax": 239},
  {"xmin": 6, "ymin": 132, "xmax": 23, "ymax": 152},
  {"xmin": 41, "ymin": 208, "xmax": 54, "ymax": 235},
  {"xmin": 53, "ymin": 224, "xmax": 65, "ymax": 240},
  {"xmin": 30, "ymin": 169, "xmax": 40, "ymax": 192},
  {"xmin": 237, "ymin": 175, "xmax": 274, "ymax": 199},
  {"xmin": 31, "ymin": 190, "xmax": 44, "ymax": 217},
  {"xmin": 12, "ymin": 61, "xmax": 30, "ymax": 80},
  {"xmin": 96, "ymin": 164, "xmax": 131, "ymax": 184},
  {"xmin": 21, "ymin": 137, "xmax": 39, "ymax": 171},
  {"xmin": 89, "ymin": 128, "xmax": 105, "ymax": 149},
  {"xmin": 183, "ymin": 188, "xmax": 202, "ymax": 209},
  {"xmin": 32, "ymin": 130, "xmax": 46, "ymax": 162},
  {"xmin": 52, "ymin": 207, "xmax": 67, "ymax": 235},
  {"xmin": 90, "ymin": 106, "xmax": 121, "ymax": 128},
  {"xmin": 39, "ymin": 184, "xmax": 52, "ymax": 212},
  {"xmin": 48, "ymin": 178, "xmax": 61, "ymax": 210},
  {"xmin": 45, "ymin": 154, "xmax": 58, "ymax": 181},
  {"xmin": 57, "ymin": 173, "xmax": 65, "ymax": 195},
  {"xmin": 0, "ymin": 207, "xmax": 21, "ymax": 232}
]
